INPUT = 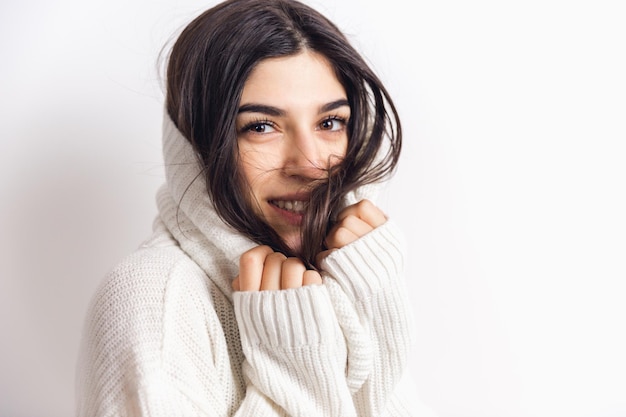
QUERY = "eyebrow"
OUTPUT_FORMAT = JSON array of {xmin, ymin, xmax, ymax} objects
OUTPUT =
[
  {"xmin": 321, "ymin": 99, "xmax": 350, "ymax": 113},
  {"xmin": 237, "ymin": 99, "xmax": 350, "ymax": 116}
]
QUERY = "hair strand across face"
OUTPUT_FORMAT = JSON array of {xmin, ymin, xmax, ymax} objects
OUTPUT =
[{"xmin": 165, "ymin": 0, "xmax": 402, "ymax": 268}]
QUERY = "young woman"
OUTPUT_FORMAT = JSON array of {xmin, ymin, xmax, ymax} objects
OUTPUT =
[{"xmin": 77, "ymin": 0, "xmax": 418, "ymax": 415}]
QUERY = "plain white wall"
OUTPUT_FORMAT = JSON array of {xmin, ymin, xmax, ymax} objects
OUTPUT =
[{"xmin": 1, "ymin": 0, "xmax": 625, "ymax": 416}]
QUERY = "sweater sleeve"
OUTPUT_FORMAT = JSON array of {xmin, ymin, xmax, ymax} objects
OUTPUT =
[
  {"xmin": 320, "ymin": 220, "xmax": 415, "ymax": 416},
  {"xmin": 232, "ymin": 284, "xmax": 358, "ymax": 417}
]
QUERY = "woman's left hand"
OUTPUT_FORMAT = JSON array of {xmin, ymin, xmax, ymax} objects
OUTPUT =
[{"xmin": 317, "ymin": 199, "xmax": 387, "ymax": 264}]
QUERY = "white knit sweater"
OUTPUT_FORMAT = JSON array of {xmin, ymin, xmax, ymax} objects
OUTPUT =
[{"xmin": 76, "ymin": 111, "xmax": 419, "ymax": 416}]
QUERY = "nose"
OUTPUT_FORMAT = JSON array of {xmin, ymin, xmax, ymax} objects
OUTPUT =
[{"xmin": 282, "ymin": 128, "xmax": 328, "ymax": 180}]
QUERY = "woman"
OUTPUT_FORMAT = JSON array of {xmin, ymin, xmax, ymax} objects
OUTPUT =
[{"xmin": 77, "ymin": 0, "xmax": 418, "ymax": 415}]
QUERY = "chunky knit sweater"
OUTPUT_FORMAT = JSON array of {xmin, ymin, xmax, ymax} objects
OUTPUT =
[{"xmin": 76, "ymin": 111, "xmax": 420, "ymax": 416}]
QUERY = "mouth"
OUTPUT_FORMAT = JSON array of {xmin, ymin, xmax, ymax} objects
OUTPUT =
[{"xmin": 270, "ymin": 199, "xmax": 307, "ymax": 214}]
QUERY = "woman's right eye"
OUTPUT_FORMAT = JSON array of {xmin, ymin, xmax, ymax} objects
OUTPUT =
[{"xmin": 244, "ymin": 121, "xmax": 276, "ymax": 134}]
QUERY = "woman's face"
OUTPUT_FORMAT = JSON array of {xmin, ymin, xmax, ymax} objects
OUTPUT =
[{"xmin": 236, "ymin": 50, "xmax": 350, "ymax": 253}]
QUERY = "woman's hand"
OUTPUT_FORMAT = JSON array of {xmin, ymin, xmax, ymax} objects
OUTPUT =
[
  {"xmin": 317, "ymin": 199, "xmax": 387, "ymax": 264},
  {"xmin": 232, "ymin": 245, "xmax": 323, "ymax": 291}
]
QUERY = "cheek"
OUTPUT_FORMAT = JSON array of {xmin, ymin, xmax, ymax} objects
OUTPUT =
[
  {"xmin": 235, "ymin": 154, "xmax": 266, "ymax": 218},
  {"xmin": 239, "ymin": 146, "xmax": 269, "ymax": 174},
  {"xmin": 238, "ymin": 146, "xmax": 280, "ymax": 192},
  {"xmin": 325, "ymin": 137, "xmax": 349, "ymax": 166}
]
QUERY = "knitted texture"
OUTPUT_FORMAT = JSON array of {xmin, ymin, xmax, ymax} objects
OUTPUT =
[{"xmin": 76, "ymin": 110, "xmax": 418, "ymax": 416}]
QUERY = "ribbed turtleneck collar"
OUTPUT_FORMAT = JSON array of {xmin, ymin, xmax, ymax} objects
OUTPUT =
[{"xmin": 156, "ymin": 110, "xmax": 256, "ymax": 301}]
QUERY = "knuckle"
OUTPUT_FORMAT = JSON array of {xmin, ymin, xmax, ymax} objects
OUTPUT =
[
  {"xmin": 283, "ymin": 257, "xmax": 305, "ymax": 269},
  {"xmin": 239, "ymin": 252, "xmax": 257, "ymax": 268},
  {"xmin": 241, "ymin": 245, "xmax": 271, "ymax": 263},
  {"xmin": 343, "ymin": 215, "xmax": 359, "ymax": 228},
  {"xmin": 358, "ymin": 198, "xmax": 372, "ymax": 208},
  {"xmin": 335, "ymin": 226, "xmax": 352, "ymax": 242},
  {"xmin": 267, "ymin": 252, "xmax": 287, "ymax": 263},
  {"xmin": 355, "ymin": 199, "xmax": 373, "ymax": 212},
  {"xmin": 326, "ymin": 227, "xmax": 349, "ymax": 248}
]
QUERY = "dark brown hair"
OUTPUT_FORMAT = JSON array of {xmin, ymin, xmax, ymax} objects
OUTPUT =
[{"xmin": 165, "ymin": 0, "xmax": 402, "ymax": 268}]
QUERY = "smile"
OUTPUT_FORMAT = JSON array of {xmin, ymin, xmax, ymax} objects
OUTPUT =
[{"xmin": 270, "ymin": 200, "xmax": 307, "ymax": 214}]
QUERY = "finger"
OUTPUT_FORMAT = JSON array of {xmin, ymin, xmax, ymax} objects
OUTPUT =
[
  {"xmin": 260, "ymin": 252, "xmax": 287, "ymax": 291},
  {"xmin": 325, "ymin": 224, "xmax": 361, "ymax": 250},
  {"xmin": 336, "ymin": 199, "xmax": 387, "ymax": 228},
  {"xmin": 239, "ymin": 245, "xmax": 274, "ymax": 291},
  {"xmin": 281, "ymin": 258, "xmax": 307, "ymax": 289},
  {"xmin": 302, "ymin": 270, "xmax": 322, "ymax": 286},
  {"xmin": 336, "ymin": 215, "xmax": 374, "ymax": 239},
  {"xmin": 232, "ymin": 276, "xmax": 240, "ymax": 291}
]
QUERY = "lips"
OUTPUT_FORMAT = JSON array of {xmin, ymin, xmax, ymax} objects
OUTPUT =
[{"xmin": 268, "ymin": 198, "xmax": 308, "ymax": 226}]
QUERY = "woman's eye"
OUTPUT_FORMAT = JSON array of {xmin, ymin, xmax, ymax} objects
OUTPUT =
[
  {"xmin": 319, "ymin": 117, "xmax": 346, "ymax": 131},
  {"xmin": 245, "ymin": 122, "xmax": 275, "ymax": 134}
]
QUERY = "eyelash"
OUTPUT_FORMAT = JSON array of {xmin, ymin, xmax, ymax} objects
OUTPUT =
[
  {"xmin": 240, "ymin": 118, "xmax": 275, "ymax": 134},
  {"xmin": 321, "ymin": 115, "xmax": 349, "ymax": 130},
  {"xmin": 239, "ymin": 114, "xmax": 350, "ymax": 134}
]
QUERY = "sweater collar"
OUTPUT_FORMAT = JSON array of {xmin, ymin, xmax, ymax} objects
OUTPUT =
[{"xmin": 157, "ymin": 110, "xmax": 256, "ymax": 300}]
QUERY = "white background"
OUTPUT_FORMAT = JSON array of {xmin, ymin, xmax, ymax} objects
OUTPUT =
[{"xmin": 1, "ymin": 0, "xmax": 625, "ymax": 416}]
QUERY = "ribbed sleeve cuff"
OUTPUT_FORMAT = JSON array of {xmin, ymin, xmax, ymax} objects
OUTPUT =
[
  {"xmin": 320, "ymin": 220, "xmax": 405, "ymax": 302},
  {"xmin": 233, "ymin": 284, "xmax": 341, "ymax": 348}
]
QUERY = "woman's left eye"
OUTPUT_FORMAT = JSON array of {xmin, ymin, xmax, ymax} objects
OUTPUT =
[{"xmin": 319, "ymin": 117, "xmax": 346, "ymax": 132}]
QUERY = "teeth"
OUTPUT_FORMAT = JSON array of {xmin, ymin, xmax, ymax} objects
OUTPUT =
[{"xmin": 273, "ymin": 200, "xmax": 306, "ymax": 213}]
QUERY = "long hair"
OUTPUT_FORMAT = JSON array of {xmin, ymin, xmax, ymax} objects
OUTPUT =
[{"xmin": 165, "ymin": 0, "xmax": 402, "ymax": 268}]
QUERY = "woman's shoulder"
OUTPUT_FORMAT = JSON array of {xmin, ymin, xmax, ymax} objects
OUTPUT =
[
  {"xmin": 77, "ymin": 243, "xmax": 238, "ymax": 414},
  {"xmin": 102, "ymin": 243, "xmax": 200, "ymax": 298},
  {"xmin": 83, "ymin": 242, "xmax": 218, "ymax": 346}
]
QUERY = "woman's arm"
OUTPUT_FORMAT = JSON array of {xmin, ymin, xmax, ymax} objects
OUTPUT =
[
  {"xmin": 319, "ymin": 200, "xmax": 415, "ymax": 416},
  {"xmin": 231, "ymin": 246, "xmax": 358, "ymax": 417}
]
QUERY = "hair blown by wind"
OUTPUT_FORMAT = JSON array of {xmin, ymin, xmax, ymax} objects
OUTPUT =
[{"xmin": 163, "ymin": 0, "xmax": 402, "ymax": 268}]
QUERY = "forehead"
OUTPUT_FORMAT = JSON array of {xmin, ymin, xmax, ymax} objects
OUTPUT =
[{"xmin": 240, "ymin": 51, "xmax": 346, "ymax": 107}]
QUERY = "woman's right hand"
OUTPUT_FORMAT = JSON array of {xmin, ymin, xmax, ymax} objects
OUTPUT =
[{"xmin": 232, "ymin": 245, "xmax": 322, "ymax": 291}]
